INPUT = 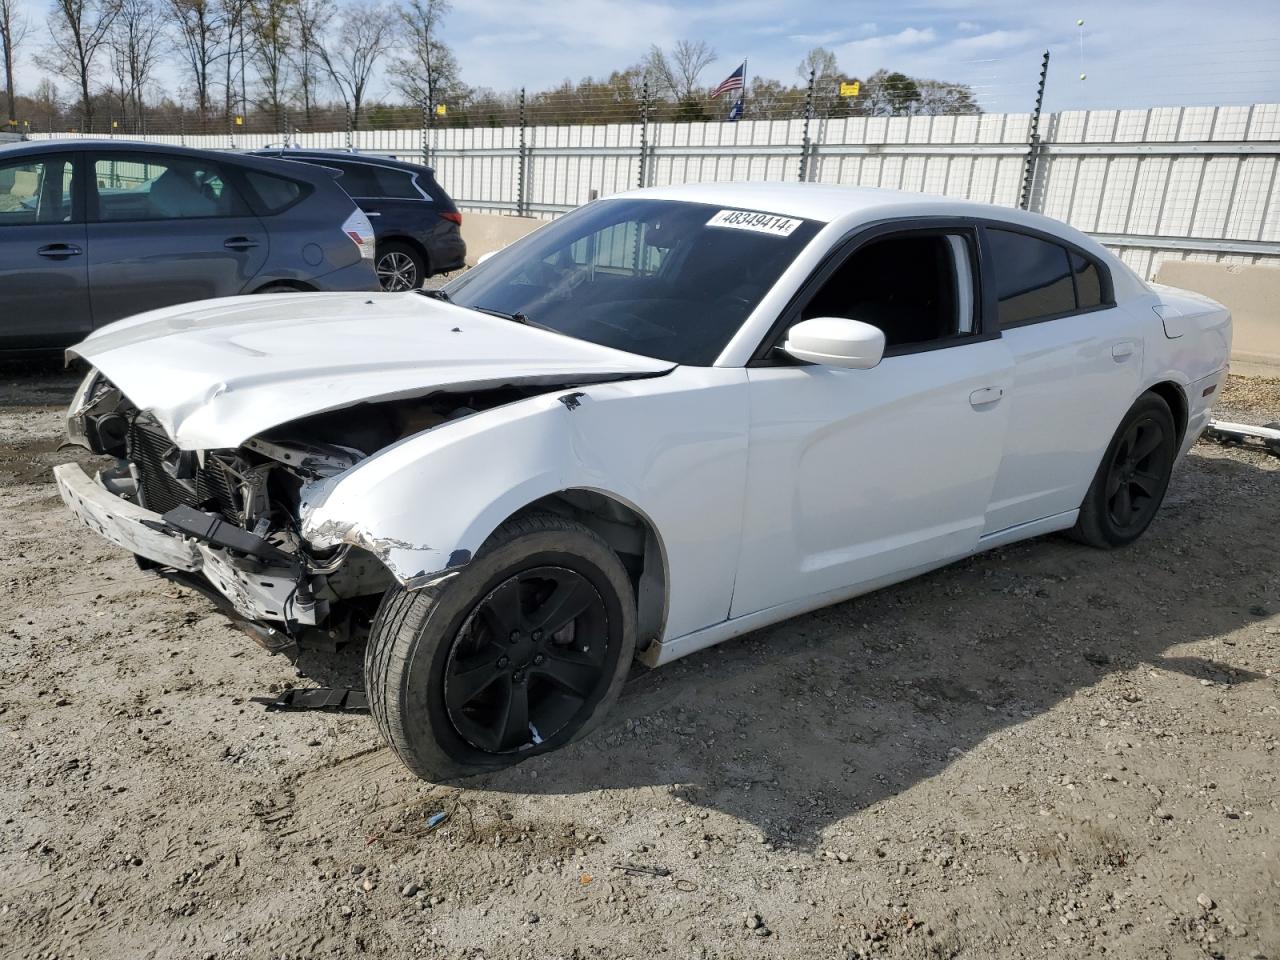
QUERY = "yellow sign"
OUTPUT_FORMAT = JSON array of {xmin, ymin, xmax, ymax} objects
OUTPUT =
[
  {"xmin": 839, "ymin": 80, "xmax": 861, "ymax": 97},
  {"xmin": 435, "ymin": 104, "xmax": 447, "ymax": 116},
  {"xmin": 235, "ymin": 115, "xmax": 244, "ymax": 126},
  {"xmin": 111, "ymin": 120, "xmax": 118, "ymax": 128}
]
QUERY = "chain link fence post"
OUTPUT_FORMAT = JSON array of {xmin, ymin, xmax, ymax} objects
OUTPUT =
[
  {"xmin": 1020, "ymin": 50, "xmax": 1051, "ymax": 211},
  {"xmin": 798, "ymin": 68, "xmax": 815, "ymax": 182},
  {"xmin": 638, "ymin": 81, "xmax": 649, "ymax": 189},
  {"xmin": 517, "ymin": 88, "xmax": 527, "ymax": 217}
]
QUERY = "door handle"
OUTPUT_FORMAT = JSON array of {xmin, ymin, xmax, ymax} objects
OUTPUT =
[
  {"xmin": 365, "ymin": 211, "xmax": 381, "ymax": 217},
  {"xmin": 969, "ymin": 386, "xmax": 1004, "ymax": 407},
  {"xmin": 1112, "ymin": 342, "xmax": 1136, "ymax": 361},
  {"xmin": 37, "ymin": 243, "xmax": 82, "ymax": 259},
  {"xmin": 224, "ymin": 236, "xmax": 259, "ymax": 250}
]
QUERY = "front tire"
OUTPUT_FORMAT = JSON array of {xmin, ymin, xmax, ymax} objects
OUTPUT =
[
  {"xmin": 1071, "ymin": 392, "xmax": 1178, "ymax": 548},
  {"xmin": 365, "ymin": 514, "xmax": 636, "ymax": 781}
]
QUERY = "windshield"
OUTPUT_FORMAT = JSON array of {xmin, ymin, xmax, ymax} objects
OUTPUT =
[{"xmin": 441, "ymin": 198, "xmax": 821, "ymax": 365}]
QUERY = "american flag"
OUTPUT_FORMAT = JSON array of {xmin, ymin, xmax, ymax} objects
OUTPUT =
[{"xmin": 711, "ymin": 62, "xmax": 746, "ymax": 98}]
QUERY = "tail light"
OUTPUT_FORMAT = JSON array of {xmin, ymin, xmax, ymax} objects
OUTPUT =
[
  {"xmin": 440, "ymin": 211, "xmax": 463, "ymax": 226},
  {"xmin": 342, "ymin": 209, "xmax": 376, "ymax": 260}
]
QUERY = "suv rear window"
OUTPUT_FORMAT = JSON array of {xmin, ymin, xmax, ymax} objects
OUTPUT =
[
  {"xmin": 334, "ymin": 162, "xmax": 426, "ymax": 200},
  {"xmin": 244, "ymin": 171, "xmax": 305, "ymax": 214}
]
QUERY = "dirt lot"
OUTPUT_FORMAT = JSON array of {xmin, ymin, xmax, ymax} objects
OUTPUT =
[{"xmin": 1, "ymin": 365, "xmax": 1277, "ymax": 960}]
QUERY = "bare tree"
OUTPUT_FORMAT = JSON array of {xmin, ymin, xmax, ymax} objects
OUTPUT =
[
  {"xmin": 1, "ymin": 0, "xmax": 27, "ymax": 124},
  {"xmin": 244, "ymin": 0, "xmax": 293, "ymax": 120},
  {"xmin": 38, "ymin": 0, "xmax": 123, "ymax": 127},
  {"xmin": 389, "ymin": 0, "xmax": 460, "ymax": 116},
  {"xmin": 167, "ymin": 0, "xmax": 222, "ymax": 117},
  {"xmin": 221, "ymin": 0, "xmax": 249, "ymax": 118},
  {"xmin": 107, "ymin": 0, "xmax": 163, "ymax": 125},
  {"xmin": 289, "ymin": 0, "xmax": 328, "ymax": 124},
  {"xmin": 318, "ymin": 1, "xmax": 392, "ymax": 129},
  {"xmin": 643, "ymin": 40, "xmax": 715, "ymax": 101}
]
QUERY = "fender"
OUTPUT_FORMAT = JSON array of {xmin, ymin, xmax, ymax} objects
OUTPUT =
[{"xmin": 298, "ymin": 366, "xmax": 751, "ymax": 642}]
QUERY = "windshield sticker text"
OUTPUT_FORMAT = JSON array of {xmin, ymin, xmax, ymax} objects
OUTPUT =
[{"xmin": 706, "ymin": 209, "xmax": 804, "ymax": 237}]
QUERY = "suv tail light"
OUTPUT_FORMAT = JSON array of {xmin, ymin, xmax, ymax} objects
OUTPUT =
[
  {"xmin": 440, "ymin": 211, "xmax": 463, "ymax": 226},
  {"xmin": 342, "ymin": 209, "xmax": 376, "ymax": 260}
]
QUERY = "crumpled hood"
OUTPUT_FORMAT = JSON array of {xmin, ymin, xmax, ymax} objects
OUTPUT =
[{"xmin": 70, "ymin": 291, "xmax": 674, "ymax": 450}]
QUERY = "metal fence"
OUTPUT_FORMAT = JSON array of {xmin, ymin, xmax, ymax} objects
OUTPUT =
[{"xmin": 29, "ymin": 102, "xmax": 1280, "ymax": 279}]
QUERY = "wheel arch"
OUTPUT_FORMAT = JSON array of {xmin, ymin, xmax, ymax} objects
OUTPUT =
[
  {"xmin": 1145, "ymin": 379, "xmax": 1189, "ymax": 447},
  {"xmin": 504, "ymin": 488, "xmax": 670, "ymax": 655},
  {"xmin": 379, "ymin": 234, "xmax": 431, "ymax": 272},
  {"xmin": 250, "ymin": 278, "xmax": 316, "ymax": 294}
]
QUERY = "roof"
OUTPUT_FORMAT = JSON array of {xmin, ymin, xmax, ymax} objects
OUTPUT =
[
  {"xmin": 249, "ymin": 148, "xmax": 435, "ymax": 176},
  {"xmin": 625, "ymin": 181, "xmax": 1053, "ymax": 229}
]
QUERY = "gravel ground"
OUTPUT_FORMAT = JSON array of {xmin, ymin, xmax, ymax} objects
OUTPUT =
[{"xmin": 1, "ymin": 363, "xmax": 1277, "ymax": 960}]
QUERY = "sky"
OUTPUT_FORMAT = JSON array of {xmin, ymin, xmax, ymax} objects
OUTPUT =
[{"xmin": 8, "ymin": 0, "xmax": 1280, "ymax": 115}]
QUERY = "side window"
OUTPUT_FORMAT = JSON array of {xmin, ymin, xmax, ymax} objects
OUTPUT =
[
  {"xmin": 332, "ymin": 163, "xmax": 382, "ymax": 197},
  {"xmin": 0, "ymin": 156, "xmax": 75, "ymax": 225},
  {"xmin": 374, "ymin": 168, "xmax": 428, "ymax": 200},
  {"xmin": 243, "ymin": 171, "xmax": 304, "ymax": 214},
  {"xmin": 987, "ymin": 228, "xmax": 1075, "ymax": 325},
  {"xmin": 801, "ymin": 232, "xmax": 977, "ymax": 350},
  {"xmin": 93, "ymin": 154, "xmax": 248, "ymax": 221},
  {"xmin": 1071, "ymin": 250, "xmax": 1104, "ymax": 309}
]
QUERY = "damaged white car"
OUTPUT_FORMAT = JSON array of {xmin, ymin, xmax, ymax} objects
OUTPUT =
[{"xmin": 55, "ymin": 183, "xmax": 1230, "ymax": 780}]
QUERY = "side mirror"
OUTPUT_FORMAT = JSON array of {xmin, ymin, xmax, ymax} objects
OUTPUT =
[{"xmin": 783, "ymin": 317, "xmax": 886, "ymax": 369}]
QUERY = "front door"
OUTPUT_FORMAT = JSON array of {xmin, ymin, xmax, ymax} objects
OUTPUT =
[
  {"xmin": 732, "ymin": 226, "xmax": 1014, "ymax": 618},
  {"xmin": 0, "ymin": 151, "xmax": 92, "ymax": 349},
  {"xmin": 85, "ymin": 151, "xmax": 269, "ymax": 325}
]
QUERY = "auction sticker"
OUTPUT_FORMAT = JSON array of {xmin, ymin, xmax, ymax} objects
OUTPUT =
[{"xmin": 706, "ymin": 209, "xmax": 804, "ymax": 237}]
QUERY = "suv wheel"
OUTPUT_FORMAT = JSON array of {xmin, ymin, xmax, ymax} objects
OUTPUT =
[{"xmin": 375, "ymin": 241, "xmax": 425, "ymax": 291}]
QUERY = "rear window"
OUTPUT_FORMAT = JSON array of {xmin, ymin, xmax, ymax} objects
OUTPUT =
[
  {"xmin": 334, "ymin": 162, "xmax": 426, "ymax": 200},
  {"xmin": 988, "ymin": 228, "xmax": 1076, "ymax": 326},
  {"xmin": 244, "ymin": 171, "xmax": 305, "ymax": 214},
  {"xmin": 1072, "ymin": 250, "xmax": 1104, "ymax": 309}
]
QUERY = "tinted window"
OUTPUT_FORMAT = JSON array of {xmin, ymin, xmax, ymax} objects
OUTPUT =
[
  {"xmin": 0, "ymin": 156, "xmax": 74, "ymax": 225},
  {"xmin": 1072, "ymin": 250, "xmax": 1103, "ymax": 309},
  {"xmin": 444, "ymin": 199, "xmax": 821, "ymax": 365},
  {"xmin": 988, "ymin": 228, "xmax": 1075, "ymax": 325},
  {"xmin": 803, "ymin": 233, "xmax": 975, "ymax": 349},
  {"xmin": 93, "ymin": 154, "xmax": 247, "ymax": 221},
  {"xmin": 332, "ymin": 162, "xmax": 382, "ymax": 197},
  {"xmin": 244, "ymin": 171, "xmax": 304, "ymax": 213},
  {"xmin": 374, "ymin": 168, "xmax": 427, "ymax": 200}
]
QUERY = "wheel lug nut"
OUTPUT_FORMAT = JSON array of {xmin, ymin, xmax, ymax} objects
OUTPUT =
[
  {"xmin": 497, "ymin": 656, "xmax": 509, "ymax": 668},
  {"xmin": 509, "ymin": 631, "xmax": 521, "ymax": 643},
  {"xmin": 531, "ymin": 629, "xmax": 543, "ymax": 642},
  {"xmin": 533, "ymin": 654, "xmax": 544, "ymax": 665}
]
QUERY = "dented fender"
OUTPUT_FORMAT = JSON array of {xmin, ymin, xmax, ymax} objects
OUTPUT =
[{"xmin": 297, "ymin": 367, "xmax": 752, "ymax": 643}]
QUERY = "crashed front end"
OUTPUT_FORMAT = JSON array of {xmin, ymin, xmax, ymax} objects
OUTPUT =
[{"xmin": 55, "ymin": 369, "xmax": 430, "ymax": 653}]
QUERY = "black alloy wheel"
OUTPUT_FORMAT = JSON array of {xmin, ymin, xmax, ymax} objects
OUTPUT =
[
  {"xmin": 444, "ymin": 566, "xmax": 609, "ymax": 754},
  {"xmin": 1072, "ymin": 392, "xmax": 1178, "ymax": 548},
  {"xmin": 1103, "ymin": 414, "xmax": 1173, "ymax": 534}
]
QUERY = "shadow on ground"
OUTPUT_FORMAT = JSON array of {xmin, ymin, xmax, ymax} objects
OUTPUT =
[{"xmin": 286, "ymin": 447, "xmax": 1277, "ymax": 850}]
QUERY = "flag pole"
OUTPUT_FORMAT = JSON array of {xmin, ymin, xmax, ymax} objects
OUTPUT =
[{"xmin": 741, "ymin": 57, "xmax": 749, "ymax": 120}]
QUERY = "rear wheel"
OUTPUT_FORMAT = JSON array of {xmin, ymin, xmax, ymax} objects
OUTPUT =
[
  {"xmin": 1071, "ymin": 392, "xmax": 1178, "ymax": 548},
  {"xmin": 375, "ymin": 241, "xmax": 425, "ymax": 291},
  {"xmin": 364, "ymin": 514, "xmax": 636, "ymax": 781}
]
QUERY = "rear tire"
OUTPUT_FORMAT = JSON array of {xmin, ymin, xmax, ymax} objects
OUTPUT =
[
  {"xmin": 1071, "ymin": 392, "xmax": 1178, "ymax": 548},
  {"xmin": 365, "ymin": 514, "xmax": 636, "ymax": 781},
  {"xmin": 375, "ymin": 241, "xmax": 426, "ymax": 291}
]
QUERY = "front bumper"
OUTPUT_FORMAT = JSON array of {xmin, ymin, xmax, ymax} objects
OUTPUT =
[{"xmin": 54, "ymin": 462, "xmax": 314, "ymax": 626}]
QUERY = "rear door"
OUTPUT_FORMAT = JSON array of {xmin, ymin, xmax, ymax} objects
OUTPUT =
[
  {"xmin": 85, "ymin": 151, "xmax": 269, "ymax": 325},
  {"xmin": 0, "ymin": 151, "xmax": 92, "ymax": 349},
  {"xmin": 980, "ymin": 226, "xmax": 1143, "ymax": 534}
]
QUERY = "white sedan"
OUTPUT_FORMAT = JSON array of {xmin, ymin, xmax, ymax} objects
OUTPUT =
[{"xmin": 55, "ymin": 183, "xmax": 1230, "ymax": 780}]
